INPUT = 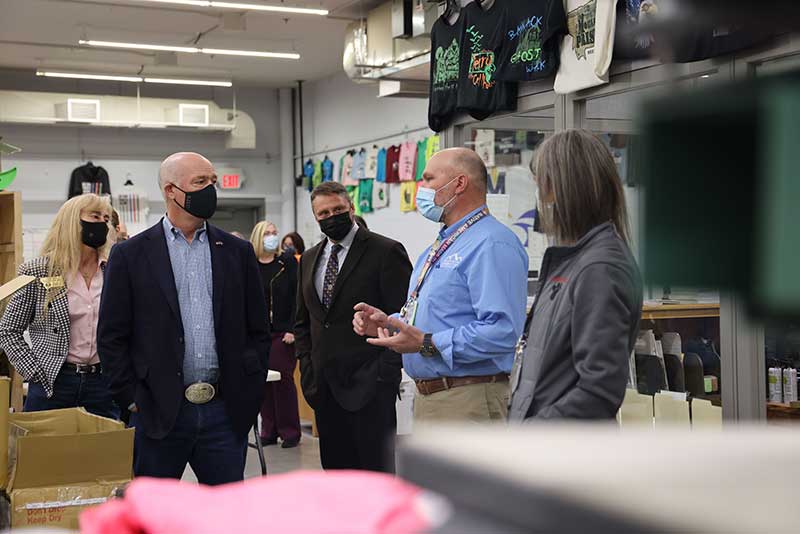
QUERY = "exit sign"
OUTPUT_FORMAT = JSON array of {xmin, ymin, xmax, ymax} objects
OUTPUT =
[{"xmin": 221, "ymin": 173, "xmax": 241, "ymax": 189}]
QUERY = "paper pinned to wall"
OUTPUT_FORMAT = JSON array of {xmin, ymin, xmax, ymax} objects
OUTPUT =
[
  {"xmin": 527, "ymin": 229, "xmax": 548, "ymax": 273},
  {"xmin": 486, "ymin": 194, "xmax": 510, "ymax": 225},
  {"xmin": 474, "ymin": 129, "xmax": 495, "ymax": 167}
]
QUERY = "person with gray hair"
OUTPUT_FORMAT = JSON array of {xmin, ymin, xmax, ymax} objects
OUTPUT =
[
  {"xmin": 354, "ymin": 148, "xmax": 528, "ymax": 423},
  {"xmin": 98, "ymin": 151, "xmax": 271, "ymax": 485},
  {"xmin": 508, "ymin": 129, "xmax": 643, "ymax": 421}
]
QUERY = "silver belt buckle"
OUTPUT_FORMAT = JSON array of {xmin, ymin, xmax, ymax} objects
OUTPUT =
[{"xmin": 185, "ymin": 382, "xmax": 216, "ymax": 404}]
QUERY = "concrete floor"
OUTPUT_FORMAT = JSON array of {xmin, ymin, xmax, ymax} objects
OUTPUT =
[{"xmin": 182, "ymin": 426, "xmax": 322, "ymax": 483}]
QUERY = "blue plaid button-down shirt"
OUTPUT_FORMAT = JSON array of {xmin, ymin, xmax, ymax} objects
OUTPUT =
[{"xmin": 163, "ymin": 216, "xmax": 219, "ymax": 385}]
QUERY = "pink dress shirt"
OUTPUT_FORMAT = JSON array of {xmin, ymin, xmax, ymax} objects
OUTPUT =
[{"xmin": 65, "ymin": 264, "xmax": 103, "ymax": 365}]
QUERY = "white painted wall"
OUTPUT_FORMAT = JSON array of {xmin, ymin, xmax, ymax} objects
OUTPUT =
[{"xmin": 296, "ymin": 72, "xmax": 438, "ymax": 262}]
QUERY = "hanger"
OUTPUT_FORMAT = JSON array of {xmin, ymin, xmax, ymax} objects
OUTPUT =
[
  {"xmin": 124, "ymin": 179, "xmax": 134, "ymax": 186},
  {"xmin": 443, "ymin": 0, "xmax": 460, "ymax": 20}
]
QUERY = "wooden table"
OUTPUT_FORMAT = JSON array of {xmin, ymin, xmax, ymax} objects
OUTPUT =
[{"xmin": 766, "ymin": 402, "xmax": 800, "ymax": 425}]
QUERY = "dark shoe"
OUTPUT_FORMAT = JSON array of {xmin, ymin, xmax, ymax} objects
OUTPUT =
[
  {"xmin": 260, "ymin": 435, "xmax": 278, "ymax": 446},
  {"xmin": 281, "ymin": 438, "xmax": 300, "ymax": 449}
]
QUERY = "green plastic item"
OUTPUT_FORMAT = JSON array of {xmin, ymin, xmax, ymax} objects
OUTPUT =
[{"xmin": 0, "ymin": 167, "xmax": 16, "ymax": 190}]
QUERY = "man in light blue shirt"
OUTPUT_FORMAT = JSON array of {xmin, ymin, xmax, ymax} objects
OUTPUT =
[{"xmin": 354, "ymin": 148, "xmax": 528, "ymax": 423}]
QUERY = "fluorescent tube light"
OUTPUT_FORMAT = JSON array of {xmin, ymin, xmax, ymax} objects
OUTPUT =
[
  {"xmin": 128, "ymin": 0, "xmax": 328, "ymax": 16},
  {"xmin": 144, "ymin": 77, "xmax": 233, "ymax": 87},
  {"xmin": 37, "ymin": 70, "xmax": 143, "ymax": 82},
  {"xmin": 37, "ymin": 70, "xmax": 233, "ymax": 87},
  {"xmin": 78, "ymin": 39, "xmax": 299, "ymax": 59}
]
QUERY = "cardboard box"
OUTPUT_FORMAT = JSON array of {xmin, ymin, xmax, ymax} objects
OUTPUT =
[{"xmin": 0, "ymin": 378, "xmax": 134, "ymax": 530}]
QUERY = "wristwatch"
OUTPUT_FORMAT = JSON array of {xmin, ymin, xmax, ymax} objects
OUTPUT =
[{"xmin": 420, "ymin": 333, "xmax": 440, "ymax": 357}]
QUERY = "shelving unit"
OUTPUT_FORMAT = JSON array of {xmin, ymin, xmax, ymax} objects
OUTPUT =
[
  {"xmin": 642, "ymin": 303, "xmax": 721, "ymax": 321},
  {"xmin": 0, "ymin": 190, "xmax": 26, "ymax": 411}
]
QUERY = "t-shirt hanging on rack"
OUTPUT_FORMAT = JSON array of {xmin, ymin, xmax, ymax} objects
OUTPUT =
[
  {"xmin": 69, "ymin": 161, "xmax": 111, "ymax": 199},
  {"xmin": 399, "ymin": 141, "xmax": 417, "ymax": 182},
  {"xmin": 458, "ymin": 0, "xmax": 519, "ymax": 121},
  {"xmin": 428, "ymin": 9, "xmax": 466, "ymax": 132},
  {"xmin": 415, "ymin": 138, "xmax": 428, "ymax": 181},
  {"xmin": 496, "ymin": 0, "xmax": 568, "ymax": 81},
  {"xmin": 347, "ymin": 185, "xmax": 362, "ymax": 216},
  {"xmin": 385, "ymin": 145, "xmax": 401, "ymax": 183},
  {"xmin": 352, "ymin": 149, "xmax": 367, "ymax": 180},
  {"xmin": 312, "ymin": 161, "xmax": 323, "ymax": 189},
  {"xmin": 358, "ymin": 179, "xmax": 374, "ymax": 213},
  {"xmin": 375, "ymin": 148, "xmax": 388, "ymax": 183},
  {"xmin": 426, "ymin": 135, "xmax": 440, "ymax": 160},
  {"xmin": 341, "ymin": 152, "xmax": 358, "ymax": 186},
  {"xmin": 372, "ymin": 181, "xmax": 389, "ymax": 209},
  {"xmin": 322, "ymin": 158, "xmax": 334, "ymax": 182},
  {"xmin": 365, "ymin": 146, "xmax": 379, "ymax": 179},
  {"xmin": 400, "ymin": 181, "xmax": 417, "ymax": 213},
  {"xmin": 554, "ymin": 0, "xmax": 618, "ymax": 95}
]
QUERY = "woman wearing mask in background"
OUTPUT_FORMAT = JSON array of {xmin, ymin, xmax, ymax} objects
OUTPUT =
[
  {"xmin": 508, "ymin": 130, "xmax": 643, "ymax": 422},
  {"xmin": 251, "ymin": 221, "xmax": 301, "ymax": 448},
  {"xmin": 0, "ymin": 194, "xmax": 119, "ymax": 418},
  {"xmin": 281, "ymin": 231, "xmax": 305, "ymax": 264}
]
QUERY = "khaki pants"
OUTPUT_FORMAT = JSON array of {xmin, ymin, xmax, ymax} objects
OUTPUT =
[{"xmin": 414, "ymin": 381, "xmax": 510, "ymax": 423}]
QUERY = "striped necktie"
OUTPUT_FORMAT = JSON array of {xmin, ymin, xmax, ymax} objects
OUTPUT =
[{"xmin": 322, "ymin": 244, "xmax": 343, "ymax": 308}]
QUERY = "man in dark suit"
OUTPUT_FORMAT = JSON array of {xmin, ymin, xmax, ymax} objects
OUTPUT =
[
  {"xmin": 296, "ymin": 182, "xmax": 411, "ymax": 472},
  {"xmin": 98, "ymin": 152, "xmax": 270, "ymax": 485}
]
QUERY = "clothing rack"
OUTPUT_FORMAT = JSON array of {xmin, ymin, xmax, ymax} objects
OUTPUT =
[{"xmin": 295, "ymin": 125, "xmax": 431, "ymax": 161}]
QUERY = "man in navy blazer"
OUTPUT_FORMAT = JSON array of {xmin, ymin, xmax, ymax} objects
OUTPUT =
[{"xmin": 98, "ymin": 152, "xmax": 270, "ymax": 485}]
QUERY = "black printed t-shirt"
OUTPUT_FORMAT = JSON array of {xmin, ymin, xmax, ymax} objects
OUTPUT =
[
  {"xmin": 457, "ymin": 0, "xmax": 518, "ymax": 121},
  {"xmin": 496, "ymin": 0, "xmax": 567, "ymax": 81},
  {"xmin": 428, "ymin": 10, "xmax": 466, "ymax": 132}
]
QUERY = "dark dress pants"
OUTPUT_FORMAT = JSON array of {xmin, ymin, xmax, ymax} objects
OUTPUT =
[
  {"xmin": 315, "ymin": 380, "xmax": 398, "ymax": 473},
  {"xmin": 260, "ymin": 333, "xmax": 301, "ymax": 442},
  {"xmin": 25, "ymin": 367, "xmax": 120, "ymax": 420},
  {"xmin": 132, "ymin": 398, "xmax": 247, "ymax": 486}
]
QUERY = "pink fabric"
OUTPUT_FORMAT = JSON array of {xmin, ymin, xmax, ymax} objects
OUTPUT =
[
  {"xmin": 398, "ymin": 141, "xmax": 417, "ymax": 182},
  {"xmin": 66, "ymin": 264, "xmax": 103, "ymax": 365},
  {"xmin": 81, "ymin": 471, "xmax": 429, "ymax": 534}
]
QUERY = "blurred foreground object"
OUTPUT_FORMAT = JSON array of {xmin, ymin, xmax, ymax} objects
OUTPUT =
[{"xmin": 399, "ymin": 424, "xmax": 800, "ymax": 533}]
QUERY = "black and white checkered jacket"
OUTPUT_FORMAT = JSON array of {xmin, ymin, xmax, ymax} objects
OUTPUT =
[{"xmin": 0, "ymin": 257, "xmax": 73, "ymax": 398}]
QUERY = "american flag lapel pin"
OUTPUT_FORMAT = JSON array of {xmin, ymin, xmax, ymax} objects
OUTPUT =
[{"xmin": 215, "ymin": 241, "xmax": 224, "ymax": 246}]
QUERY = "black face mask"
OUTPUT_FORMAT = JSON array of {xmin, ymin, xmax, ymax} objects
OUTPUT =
[
  {"xmin": 283, "ymin": 245, "xmax": 296, "ymax": 255},
  {"xmin": 171, "ymin": 183, "xmax": 217, "ymax": 220},
  {"xmin": 81, "ymin": 220, "xmax": 109, "ymax": 249},
  {"xmin": 319, "ymin": 212, "xmax": 353, "ymax": 242}
]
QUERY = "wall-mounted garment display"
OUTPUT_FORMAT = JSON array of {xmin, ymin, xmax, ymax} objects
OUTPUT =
[
  {"xmin": 69, "ymin": 161, "xmax": 111, "ymax": 199},
  {"xmin": 426, "ymin": 135, "xmax": 440, "ymax": 160},
  {"xmin": 365, "ymin": 146, "xmax": 379, "ymax": 179},
  {"xmin": 458, "ymin": 0, "xmax": 518, "ymax": 121},
  {"xmin": 385, "ymin": 145, "xmax": 402, "ymax": 183},
  {"xmin": 359, "ymin": 179, "xmax": 374, "ymax": 213},
  {"xmin": 352, "ymin": 149, "xmax": 367, "ymax": 180},
  {"xmin": 341, "ymin": 151, "xmax": 358, "ymax": 186},
  {"xmin": 375, "ymin": 147, "xmax": 388, "ymax": 183},
  {"xmin": 312, "ymin": 161, "xmax": 323, "ymax": 189},
  {"xmin": 399, "ymin": 141, "xmax": 418, "ymax": 182},
  {"xmin": 346, "ymin": 185, "xmax": 361, "ymax": 215},
  {"xmin": 554, "ymin": 0, "xmax": 618, "ymax": 95},
  {"xmin": 322, "ymin": 156, "xmax": 334, "ymax": 182},
  {"xmin": 400, "ymin": 181, "xmax": 417, "ymax": 213},
  {"xmin": 496, "ymin": 0, "xmax": 568, "ymax": 81},
  {"xmin": 428, "ymin": 9, "xmax": 466, "ymax": 132},
  {"xmin": 415, "ymin": 138, "xmax": 428, "ymax": 181},
  {"xmin": 372, "ymin": 181, "xmax": 389, "ymax": 210}
]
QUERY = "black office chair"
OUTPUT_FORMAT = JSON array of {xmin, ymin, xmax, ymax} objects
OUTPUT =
[
  {"xmin": 663, "ymin": 353, "xmax": 686, "ymax": 393},
  {"xmin": 635, "ymin": 353, "xmax": 667, "ymax": 395},
  {"xmin": 684, "ymin": 352, "xmax": 706, "ymax": 397}
]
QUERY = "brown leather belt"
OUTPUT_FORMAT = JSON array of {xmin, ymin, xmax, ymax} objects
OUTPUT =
[{"xmin": 415, "ymin": 373, "xmax": 509, "ymax": 396}]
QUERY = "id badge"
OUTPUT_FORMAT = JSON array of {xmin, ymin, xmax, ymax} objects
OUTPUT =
[
  {"xmin": 509, "ymin": 338, "xmax": 526, "ymax": 393},
  {"xmin": 400, "ymin": 298, "xmax": 419, "ymax": 327},
  {"xmin": 40, "ymin": 276, "xmax": 65, "ymax": 290}
]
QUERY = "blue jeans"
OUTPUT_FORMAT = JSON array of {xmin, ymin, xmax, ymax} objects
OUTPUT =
[
  {"xmin": 132, "ymin": 398, "xmax": 248, "ymax": 486},
  {"xmin": 25, "ymin": 368, "xmax": 120, "ymax": 420}
]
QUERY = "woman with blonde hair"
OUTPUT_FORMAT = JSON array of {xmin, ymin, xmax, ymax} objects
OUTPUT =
[
  {"xmin": 250, "ymin": 220, "xmax": 301, "ymax": 447},
  {"xmin": 508, "ymin": 129, "xmax": 643, "ymax": 421},
  {"xmin": 0, "ymin": 193, "xmax": 119, "ymax": 418}
]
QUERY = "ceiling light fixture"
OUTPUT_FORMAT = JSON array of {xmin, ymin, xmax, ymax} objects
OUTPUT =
[
  {"xmin": 36, "ymin": 70, "xmax": 233, "ymax": 87},
  {"xmin": 37, "ymin": 70, "xmax": 144, "ymax": 82},
  {"xmin": 78, "ymin": 39, "xmax": 300, "ymax": 59},
  {"xmin": 128, "ymin": 0, "xmax": 328, "ymax": 16}
]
